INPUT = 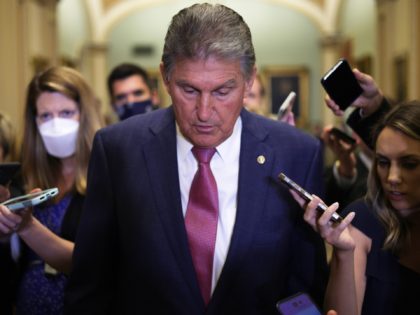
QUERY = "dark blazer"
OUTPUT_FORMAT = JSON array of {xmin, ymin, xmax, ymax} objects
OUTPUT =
[
  {"xmin": 346, "ymin": 98, "xmax": 391, "ymax": 149},
  {"xmin": 324, "ymin": 153, "xmax": 369, "ymax": 209},
  {"xmin": 64, "ymin": 108, "xmax": 327, "ymax": 315}
]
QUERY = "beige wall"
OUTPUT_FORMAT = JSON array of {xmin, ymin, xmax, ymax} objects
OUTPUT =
[
  {"xmin": 1, "ymin": 0, "xmax": 420, "ymax": 136},
  {"xmin": 377, "ymin": 0, "xmax": 420, "ymax": 102},
  {"xmin": 0, "ymin": 0, "xmax": 58, "ymax": 135},
  {"xmin": 0, "ymin": 1, "xmax": 24, "ymax": 129}
]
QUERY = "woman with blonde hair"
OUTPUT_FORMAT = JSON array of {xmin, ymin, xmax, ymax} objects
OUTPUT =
[{"xmin": 0, "ymin": 66, "xmax": 104, "ymax": 314}]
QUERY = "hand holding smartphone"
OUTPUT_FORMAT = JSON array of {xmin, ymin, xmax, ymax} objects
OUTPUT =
[
  {"xmin": 278, "ymin": 173, "xmax": 342, "ymax": 223},
  {"xmin": 329, "ymin": 127, "xmax": 356, "ymax": 145},
  {"xmin": 277, "ymin": 91, "xmax": 296, "ymax": 120},
  {"xmin": 0, "ymin": 188, "xmax": 59, "ymax": 212},
  {"xmin": 321, "ymin": 59, "xmax": 363, "ymax": 111}
]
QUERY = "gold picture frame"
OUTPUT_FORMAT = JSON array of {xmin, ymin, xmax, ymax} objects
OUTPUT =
[{"xmin": 261, "ymin": 65, "xmax": 309, "ymax": 127}]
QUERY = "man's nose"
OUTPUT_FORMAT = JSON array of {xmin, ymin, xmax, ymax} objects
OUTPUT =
[
  {"xmin": 196, "ymin": 94, "xmax": 212, "ymax": 121},
  {"xmin": 127, "ymin": 93, "xmax": 137, "ymax": 104}
]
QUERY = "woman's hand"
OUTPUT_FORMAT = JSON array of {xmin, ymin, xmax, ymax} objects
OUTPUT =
[
  {"xmin": 290, "ymin": 191, "xmax": 356, "ymax": 252},
  {"xmin": 325, "ymin": 69, "xmax": 383, "ymax": 118},
  {"xmin": 0, "ymin": 188, "xmax": 42, "ymax": 236},
  {"xmin": 0, "ymin": 204, "xmax": 26, "ymax": 236},
  {"xmin": 321, "ymin": 126, "xmax": 357, "ymax": 178},
  {"xmin": 0, "ymin": 185, "xmax": 10, "ymax": 202}
]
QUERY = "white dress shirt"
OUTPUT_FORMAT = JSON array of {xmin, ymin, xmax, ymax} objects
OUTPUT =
[{"xmin": 177, "ymin": 117, "xmax": 241, "ymax": 294}]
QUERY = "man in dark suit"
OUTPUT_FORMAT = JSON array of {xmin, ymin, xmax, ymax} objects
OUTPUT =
[
  {"xmin": 107, "ymin": 63, "xmax": 159, "ymax": 121},
  {"xmin": 64, "ymin": 3, "xmax": 327, "ymax": 314}
]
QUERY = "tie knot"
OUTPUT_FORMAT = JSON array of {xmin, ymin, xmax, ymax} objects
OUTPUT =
[{"xmin": 192, "ymin": 147, "xmax": 216, "ymax": 164}]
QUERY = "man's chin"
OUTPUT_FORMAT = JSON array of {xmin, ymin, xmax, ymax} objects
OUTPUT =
[{"xmin": 189, "ymin": 133, "xmax": 224, "ymax": 148}]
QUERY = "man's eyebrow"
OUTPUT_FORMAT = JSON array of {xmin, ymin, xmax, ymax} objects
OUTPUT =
[
  {"xmin": 115, "ymin": 88, "xmax": 145, "ymax": 96},
  {"xmin": 175, "ymin": 78, "xmax": 237, "ymax": 89},
  {"xmin": 217, "ymin": 79, "xmax": 237, "ymax": 88},
  {"xmin": 175, "ymin": 79, "xmax": 192, "ymax": 86}
]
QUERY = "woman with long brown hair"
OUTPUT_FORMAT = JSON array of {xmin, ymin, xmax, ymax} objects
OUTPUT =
[
  {"xmin": 293, "ymin": 101, "xmax": 420, "ymax": 315},
  {"xmin": 0, "ymin": 66, "xmax": 104, "ymax": 314}
]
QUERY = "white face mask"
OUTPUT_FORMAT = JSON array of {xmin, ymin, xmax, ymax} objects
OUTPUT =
[{"xmin": 38, "ymin": 117, "xmax": 79, "ymax": 158}]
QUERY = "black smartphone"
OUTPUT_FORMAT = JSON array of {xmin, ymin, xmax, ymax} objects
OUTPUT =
[
  {"xmin": 320, "ymin": 58, "xmax": 363, "ymax": 111},
  {"xmin": 278, "ymin": 173, "xmax": 343, "ymax": 223},
  {"xmin": 0, "ymin": 162, "xmax": 21, "ymax": 186},
  {"xmin": 330, "ymin": 127, "xmax": 356, "ymax": 145},
  {"xmin": 276, "ymin": 292, "xmax": 322, "ymax": 315}
]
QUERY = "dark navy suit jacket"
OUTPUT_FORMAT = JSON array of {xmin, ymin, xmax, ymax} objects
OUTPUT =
[{"xmin": 64, "ymin": 107, "xmax": 327, "ymax": 314}]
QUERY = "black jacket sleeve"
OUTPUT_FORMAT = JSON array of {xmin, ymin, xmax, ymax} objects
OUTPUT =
[{"xmin": 346, "ymin": 98, "xmax": 391, "ymax": 149}]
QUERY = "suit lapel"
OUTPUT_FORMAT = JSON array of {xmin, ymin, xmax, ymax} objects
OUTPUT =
[
  {"xmin": 143, "ymin": 108, "xmax": 203, "ymax": 304},
  {"xmin": 211, "ymin": 110, "xmax": 275, "ymax": 303}
]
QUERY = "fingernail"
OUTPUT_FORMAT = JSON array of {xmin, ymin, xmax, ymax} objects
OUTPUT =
[{"xmin": 347, "ymin": 212, "xmax": 356, "ymax": 221}]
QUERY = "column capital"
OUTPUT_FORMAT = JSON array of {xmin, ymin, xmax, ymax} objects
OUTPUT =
[
  {"xmin": 32, "ymin": 0, "xmax": 60, "ymax": 6},
  {"xmin": 319, "ymin": 33, "xmax": 345, "ymax": 49},
  {"xmin": 84, "ymin": 41, "xmax": 108, "ymax": 53},
  {"xmin": 376, "ymin": 0, "xmax": 397, "ymax": 5}
]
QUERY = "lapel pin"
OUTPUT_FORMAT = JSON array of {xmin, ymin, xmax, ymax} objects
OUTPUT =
[{"xmin": 257, "ymin": 155, "xmax": 265, "ymax": 164}]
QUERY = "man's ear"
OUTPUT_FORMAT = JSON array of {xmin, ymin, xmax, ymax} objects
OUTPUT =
[
  {"xmin": 160, "ymin": 63, "xmax": 170, "ymax": 92},
  {"xmin": 245, "ymin": 66, "xmax": 257, "ymax": 93}
]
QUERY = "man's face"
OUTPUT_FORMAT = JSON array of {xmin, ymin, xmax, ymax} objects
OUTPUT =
[
  {"xmin": 111, "ymin": 75, "xmax": 152, "ymax": 108},
  {"xmin": 161, "ymin": 57, "xmax": 255, "ymax": 148}
]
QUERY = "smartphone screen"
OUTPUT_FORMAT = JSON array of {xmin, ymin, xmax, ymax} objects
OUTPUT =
[
  {"xmin": 276, "ymin": 292, "xmax": 322, "ymax": 315},
  {"xmin": 321, "ymin": 59, "xmax": 363, "ymax": 110}
]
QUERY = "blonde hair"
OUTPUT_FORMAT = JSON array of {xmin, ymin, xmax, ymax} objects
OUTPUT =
[
  {"xmin": 0, "ymin": 112, "xmax": 16, "ymax": 161},
  {"xmin": 21, "ymin": 66, "xmax": 104, "ymax": 195},
  {"xmin": 367, "ymin": 100, "xmax": 420, "ymax": 253}
]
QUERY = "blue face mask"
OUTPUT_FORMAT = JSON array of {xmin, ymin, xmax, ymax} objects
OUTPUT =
[{"xmin": 115, "ymin": 99, "xmax": 155, "ymax": 120}]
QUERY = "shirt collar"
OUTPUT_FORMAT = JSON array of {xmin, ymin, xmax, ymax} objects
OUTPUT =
[{"xmin": 176, "ymin": 117, "xmax": 242, "ymax": 162}]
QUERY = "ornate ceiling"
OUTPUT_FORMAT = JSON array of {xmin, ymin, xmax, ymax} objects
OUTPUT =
[
  {"xmin": 86, "ymin": 0, "xmax": 339, "ymax": 42},
  {"xmin": 101, "ymin": 0, "xmax": 327, "ymax": 13}
]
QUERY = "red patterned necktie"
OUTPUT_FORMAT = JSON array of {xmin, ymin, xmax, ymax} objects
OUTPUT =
[{"xmin": 185, "ymin": 147, "xmax": 219, "ymax": 305}]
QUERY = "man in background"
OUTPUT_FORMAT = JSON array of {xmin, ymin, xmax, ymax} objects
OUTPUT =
[{"xmin": 107, "ymin": 63, "xmax": 159, "ymax": 121}]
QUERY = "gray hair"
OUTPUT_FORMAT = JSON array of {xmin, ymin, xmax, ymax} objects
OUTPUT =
[{"xmin": 161, "ymin": 3, "xmax": 255, "ymax": 81}]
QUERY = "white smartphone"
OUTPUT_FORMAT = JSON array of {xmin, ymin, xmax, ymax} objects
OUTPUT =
[
  {"xmin": 0, "ymin": 188, "xmax": 59, "ymax": 212},
  {"xmin": 277, "ymin": 91, "xmax": 296, "ymax": 120}
]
